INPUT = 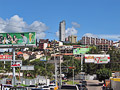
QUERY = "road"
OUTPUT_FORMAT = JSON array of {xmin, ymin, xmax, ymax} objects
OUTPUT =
[{"xmin": 86, "ymin": 80, "xmax": 103, "ymax": 90}]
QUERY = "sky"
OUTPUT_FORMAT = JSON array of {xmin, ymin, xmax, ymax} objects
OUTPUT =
[{"xmin": 0, "ymin": 0, "xmax": 120, "ymax": 41}]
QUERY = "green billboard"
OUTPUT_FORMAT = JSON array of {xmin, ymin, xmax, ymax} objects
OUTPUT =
[
  {"xmin": 73, "ymin": 48, "xmax": 90, "ymax": 54},
  {"xmin": 0, "ymin": 32, "xmax": 36, "ymax": 47}
]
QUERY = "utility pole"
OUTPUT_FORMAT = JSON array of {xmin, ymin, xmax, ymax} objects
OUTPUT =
[
  {"xmin": 12, "ymin": 48, "xmax": 16, "ymax": 86},
  {"xmin": 54, "ymin": 40, "xmax": 57, "ymax": 86},
  {"xmin": 4, "ymin": 61, "xmax": 5, "ymax": 69},
  {"xmin": 72, "ymin": 56, "xmax": 74, "ymax": 85},
  {"xmin": 59, "ymin": 55, "xmax": 62, "ymax": 88}
]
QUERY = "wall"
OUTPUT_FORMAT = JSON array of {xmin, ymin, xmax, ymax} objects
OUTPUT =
[{"xmin": 111, "ymin": 78, "xmax": 120, "ymax": 90}]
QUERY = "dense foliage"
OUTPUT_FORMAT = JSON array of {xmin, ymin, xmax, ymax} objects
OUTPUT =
[
  {"xmin": 0, "ymin": 45, "xmax": 120, "ymax": 81},
  {"xmin": 96, "ymin": 68, "xmax": 112, "ymax": 82}
]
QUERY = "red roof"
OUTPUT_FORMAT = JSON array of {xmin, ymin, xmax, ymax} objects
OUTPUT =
[{"xmin": 17, "ymin": 51, "xmax": 23, "ymax": 55}]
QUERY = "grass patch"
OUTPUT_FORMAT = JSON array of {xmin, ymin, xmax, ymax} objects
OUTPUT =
[{"xmin": 20, "ymin": 84, "xmax": 28, "ymax": 87}]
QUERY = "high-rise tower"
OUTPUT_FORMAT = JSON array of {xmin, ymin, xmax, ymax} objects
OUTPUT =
[{"xmin": 59, "ymin": 20, "xmax": 65, "ymax": 41}]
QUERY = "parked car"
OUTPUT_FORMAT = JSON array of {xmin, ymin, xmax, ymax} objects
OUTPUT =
[
  {"xmin": 49, "ymin": 84, "xmax": 56, "ymax": 90},
  {"xmin": 60, "ymin": 85, "xmax": 79, "ymax": 90},
  {"xmin": 31, "ymin": 88, "xmax": 44, "ymax": 90},
  {"xmin": 42, "ymin": 86, "xmax": 50, "ymax": 90},
  {"xmin": 10, "ymin": 87, "xmax": 27, "ymax": 90},
  {"xmin": 76, "ymin": 84, "xmax": 88, "ymax": 90}
]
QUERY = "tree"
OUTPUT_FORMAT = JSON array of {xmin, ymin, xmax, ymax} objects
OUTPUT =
[
  {"xmin": 62, "ymin": 56, "xmax": 81, "ymax": 78},
  {"xmin": 96, "ymin": 68, "xmax": 112, "ymax": 83}
]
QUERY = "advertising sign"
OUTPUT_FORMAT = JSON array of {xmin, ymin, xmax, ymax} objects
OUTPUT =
[
  {"xmin": 0, "ymin": 55, "xmax": 12, "ymax": 61},
  {"xmin": 0, "ymin": 32, "xmax": 36, "ymax": 47},
  {"xmin": 85, "ymin": 54, "xmax": 110, "ymax": 64},
  {"xmin": 21, "ymin": 65, "xmax": 34, "ymax": 70},
  {"xmin": 11, "ymin": 60, "xmax": 22, "ymax": 67},
  {"xmin": 85, "ymin": 54, "xmax": 94, "ymax": 63},
  {"xmin": 73, "ymin": 48, "xmax": 90, "ymax": 54}
]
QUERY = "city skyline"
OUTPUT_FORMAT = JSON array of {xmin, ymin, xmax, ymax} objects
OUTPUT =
[{"xmin": 0, "ymin": 0, "xmax": 120, "ymax": 41}]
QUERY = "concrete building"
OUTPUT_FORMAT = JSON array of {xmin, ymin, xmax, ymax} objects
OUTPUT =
[
  {"xmin": 59, "ymin": 20, "xmax": 66, "ymax": 42},
  {"xmin": 68, "ymin": 35, "xmax": 77, "ymax": 43},
  {"xmin": 39, "ymin": 39, "xmax": 49, "ymax": 50},
  {"xmin": 80, "ymin": 36, "xmax": 113, "ymax": 51},
  {"xmin": 50, "ymin": 40, "xmax": 63, "ymax": 49},
  {"xmin": 113, "ymin": 41, "xmax": 120, "ymax": 48},
  {"xmin": 81, "ymin": 36, "xmax": 113, "ymax": 46}
]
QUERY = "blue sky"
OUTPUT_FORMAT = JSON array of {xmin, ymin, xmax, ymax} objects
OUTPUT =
[{"xmin": 0, "ymin": 0, "xmax": 120, "ymax": 41}]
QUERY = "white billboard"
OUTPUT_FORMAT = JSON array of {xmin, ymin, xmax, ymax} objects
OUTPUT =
[
  {"xmin": 21, "ymin": 65, "xmax": 34, "ymax": 70},
  {"xmin": 85, "ymin": 54, "xmax": 94, "ymax": 63},
  {"xmin": 85, "ymin": 54, "xmax": 110, "ymax": 64}
]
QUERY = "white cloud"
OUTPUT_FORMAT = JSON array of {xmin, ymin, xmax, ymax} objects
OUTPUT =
[
  {"xmin": 83, "ymin": 33, "xmax": 120, "ymax": 40},
  {"xmin": 0, "ymin": 18, "xmax": 6, "ymax": 33},
  {"xmin": 29, "ymin": 21, "xmax": 48, "ymax": 38},
  {"xmin": 0, "ymin": 15, "xmax": 48, "ymax": 38},
  {"xmin": 3, "ymin": 15, "xmax": 27, "ymax": 32},
  {"xmin": 84, "ymin": 33, "xmax": 98, "ymax": 38},
  {"xmin": 56, "ymin": 31, "xmax": 59, "ymax": 37},
  {"xmin": 56, "ymin": 21, "xmax": 79, "ymax": 38},
  {"xmin": 98, "ymin": 34, "xmax": 120, "ymax": 40},
  {"xmin": 71, "ymin": 22, "xmax": 80, "ymax": 28},
  {"xmin": 56, "ymin": 27, "xmax": 78, "ymax": 38},
  {"xmin": 65, "ymin": 27, "xmax": 78, "ymax": 37}
]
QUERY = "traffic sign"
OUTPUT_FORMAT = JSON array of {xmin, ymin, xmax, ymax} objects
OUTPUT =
[
  {"xmin": 68, "ymin": 67, "xmax": 76, "ymax": 69},
  {"xmin": 11, "ymin": 60, "xmax": 22, "ymax": 67}
]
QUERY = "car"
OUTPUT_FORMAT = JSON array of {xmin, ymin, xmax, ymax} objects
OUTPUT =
[
  {"xmin": 60, "ymin": 85, "xmax": 79, "ymax": 90},
  {"xmin": 79, "ymin": 79, "xmax": 83, "ymax": 83},
  {"xmin": 31, "ymin": 88, "xmax": 44, "ymax": 90},
  {"xmin": 81, "ymin": 81, "xmax": 87, "ymax": 86},
  {"xmin": 2, "ymin": 84, "xmax": 13, "ymax": 90},
  {"xmin": 10, "ymin": 87, "xmax": 27, "ymax": 90},
  {"xmin": 42, "ymin": 86, "xmax": 50, "ymax": 90},
  {"xmin": 76, "ymin": 84, "xmax": 88, "ymax": 90},
  {"xmin": 49, "ymin": 84, "xmax": 56, "ymax": 90}
]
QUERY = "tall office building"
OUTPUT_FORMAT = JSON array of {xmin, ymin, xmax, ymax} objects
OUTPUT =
[{"xmin": 59, "ymin": 20, "xmax": 66, "ymax": 42}]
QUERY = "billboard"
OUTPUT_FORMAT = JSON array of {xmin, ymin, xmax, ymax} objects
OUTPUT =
[
  {"xmin": 85, "ymin": 54, "xmax": 110, "ymax": 64},
  {"xmin": 73, "ymin": 48, "xmax": 90, "ymax": 54},
  {"xmin": 21, "ymin": 66, "xmax": 34, "ymax": 70},
  {"xmin": 0, "ymin": 55, "xmax": 12, "ymax": 61},
  {"xmin": 0, "ymin": 32, "xmax": 36, "ymax": 47},
  {"xmin": 85, "ymin": 54, "xmax": 94, "ymax": 63}
]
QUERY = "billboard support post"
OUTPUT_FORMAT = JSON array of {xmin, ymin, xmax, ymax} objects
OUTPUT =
[
  {"xmin": 81, "ymin": 54, "xmax": 83, "ymax": 71},
  {"xmin": 12, "ymin": 48, "xmax": 16, "ymax": 86},
  {"xmin": 4, "ymin": 61, "xmax": 5, "ymax": 69},
  {"xmin": 59, "ymin": 55, "xmax": 62, "ymax": 88}
]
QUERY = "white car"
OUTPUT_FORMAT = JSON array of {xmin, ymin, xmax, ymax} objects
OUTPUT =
[
  {"xmin": 42, "ymin": 86, "xmax": 50, "ymax": 90},
  {"xmin": 60, "ymin": 85, "xmax": 79, "ymax": 90}
]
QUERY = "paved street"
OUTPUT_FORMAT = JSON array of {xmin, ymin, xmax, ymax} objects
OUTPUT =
[{"xmin": 86, "ymin": 80, "xmax": 103, "ymax": 90}]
